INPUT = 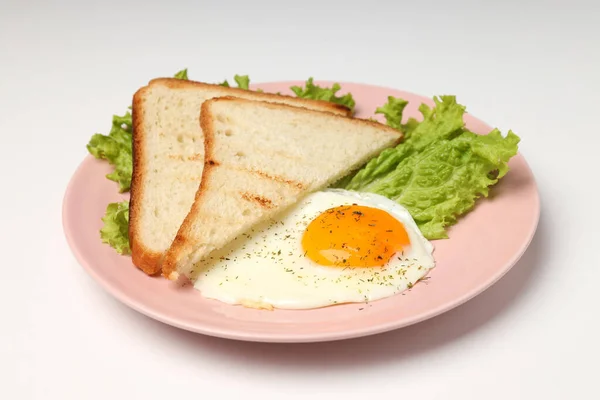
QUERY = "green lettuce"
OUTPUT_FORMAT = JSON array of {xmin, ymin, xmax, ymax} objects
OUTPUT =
[
  {"xmin": 290, "ymin": 77, "xmax": 356, "ymax": 112},
  {"xmin": 100, "ymin": 201, "xmax": 131, "ymax": 255},
  {"xmin": 173, "ymin": 68, "xmax": 188, "ymax": 80},
  {"xmin": 340, "ymin": 95, "xmax": 520, "ymax": 239},
  {"xmin": 219, "ymin": 74, "xmax": 251, "ymax": 89},
  {"xmin": 375, "ymin": 96, "xmax": 409, "ymax": 131},
  {"xmin": 344, "ymin": 96, "xmax": 466, "ymax": 190},
  {"xmin": 86, "ymin": 112, "xmax": 133, "ymax": 192}
]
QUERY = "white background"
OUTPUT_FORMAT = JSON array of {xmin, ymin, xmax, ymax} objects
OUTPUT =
[{"xmin": 2, "ymin": 0, "xmax": 599, "ymax": 398}]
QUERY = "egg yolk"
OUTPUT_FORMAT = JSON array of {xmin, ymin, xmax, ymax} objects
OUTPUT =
[{"xmin": 301, "ymin": 204, "xmax": 410, "ymax": 268}]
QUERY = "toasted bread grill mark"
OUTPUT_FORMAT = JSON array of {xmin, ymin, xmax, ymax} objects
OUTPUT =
[
  {"xmin": 181, "ymin": 175, "xmax": 203, "ymax": 182},
  {"xmin": 206, "ymin": 159, "xmax": 219, "ymax": 166},
  {"xmin": 241, "ymin": 192, "xmax": 274, "ymax": 209},
  {"xmin": 167, "ymin": 153, "xmax": 203, "ymax": 161},
  {"xmin": 247, "ymin": 168, "xmax": 305, "ymax": 190}
]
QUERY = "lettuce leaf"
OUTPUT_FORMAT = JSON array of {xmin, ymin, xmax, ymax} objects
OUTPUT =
[
  {"xmin": 173, "ymin": 68, "xmax": 188, "ymax": 80},
  {"xmin": 343, "ymin": 96, "xmax": 466, "ymax": 191},
  {"xmin": 219, "ymin": 74, "xmax": 251, "ymax": 89},
  {"xmin": 341, "ymin": 95, "xmax": 520, "ymax": 239},
  {"xmin": 86, "ymin": 112, "xmax": 133, "ymax": 192},
  {"xmin": 375, "ymin": 96, "xmax": 409, "ymax": 131},
  {"xmin": 100, "ymin": 201, "xmax": 131, "ymax": 255},
  {"xmin": 234, "ymin": 75, "xmax": 250, "ymax": 90},
  {"xmin": 290, "ymin": 77, "xmax": 356, "ymax": 112}
]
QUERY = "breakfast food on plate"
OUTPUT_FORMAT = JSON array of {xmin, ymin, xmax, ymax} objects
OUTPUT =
[
  {"xmin": 128, "ymin": 77, "xmax": 352, "ymax": 276},
  {"xmin": 192, "ymin": 189, "xmax": 435, "ymax": 310},
  {"xmin": 160, "ymin": 97, "xmax": 403, "ymax": 281},
  {"xmin": 85, "ymin": 68, "xmax": 522, "ymax": 310}
]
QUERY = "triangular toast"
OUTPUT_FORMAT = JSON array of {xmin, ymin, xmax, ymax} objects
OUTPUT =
[{"xmin": 129, "ymin": 78, "xmax": 351, "ymax": 275}]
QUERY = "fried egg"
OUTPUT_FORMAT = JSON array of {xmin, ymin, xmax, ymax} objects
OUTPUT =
[{"xmin": 193, "ymin": 189, "xmax": 435, "ymax": 310}]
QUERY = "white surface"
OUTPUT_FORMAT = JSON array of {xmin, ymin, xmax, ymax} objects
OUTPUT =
[{"xmin": 1, "ymin": 1, "xmax": 598, "ymax": 398}]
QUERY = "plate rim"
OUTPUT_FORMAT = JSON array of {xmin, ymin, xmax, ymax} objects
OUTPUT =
[{"xmin": 62, "ymin": 80, "xmax": 541, "ymax": 343}]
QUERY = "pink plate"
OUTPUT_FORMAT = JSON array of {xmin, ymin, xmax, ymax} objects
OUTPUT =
[{"xmin": 62, "ymin": 81, "xmax": 540, "ymax": 343}]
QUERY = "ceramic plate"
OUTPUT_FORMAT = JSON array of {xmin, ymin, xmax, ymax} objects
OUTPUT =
[{"xmin": 62, "ymin": 81, "xmax": 540, "ymax": 343}]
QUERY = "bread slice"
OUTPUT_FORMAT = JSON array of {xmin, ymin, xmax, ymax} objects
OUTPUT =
[
  {"xmin": 161, "ymin": 97, "xmax": 403, "ymax": 281},
  {"xmin": 129, "ymin": 78, "xmax": 352, "ymax": 276}
]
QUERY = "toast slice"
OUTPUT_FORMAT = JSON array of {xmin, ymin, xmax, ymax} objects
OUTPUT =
[
  {"xmin": 129, "ymin": 78, "xmax": 352, "ymax": 276},
  {"xmin": 161, "ymin": 97, "xmax": 403, "ymax": 281}
]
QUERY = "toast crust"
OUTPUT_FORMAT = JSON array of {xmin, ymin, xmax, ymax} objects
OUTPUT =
[
  {"xmin": 129, "ymin": 86, "xmax": 164, "ymax": 276},
  {"xmin": 149, "ymin": 78, "xmax": 352, "ymax": 117},
  {"xmin": 160, "ymin": 96, "xmax": 402, "ymax": 280}
]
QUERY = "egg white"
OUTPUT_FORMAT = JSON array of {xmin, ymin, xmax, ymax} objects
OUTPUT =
[{"xmin": 193, "ymin": 189, "xmax": 435, "ymax": 310}]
